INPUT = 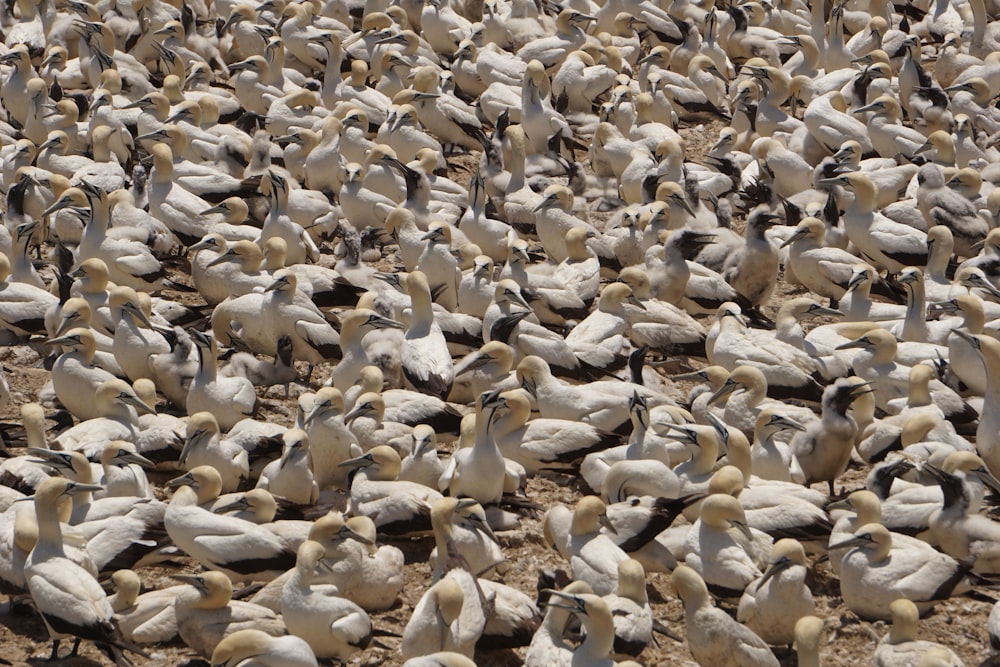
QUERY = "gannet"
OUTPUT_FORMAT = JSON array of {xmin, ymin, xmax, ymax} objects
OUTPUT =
[
  {"xmin": 684, "ymin": 493, "xmax": 770, "ymax": 600},
  {"xmin": 51, "ymin": 379, "xmax": 156, "ymax": 459},
  {"xmin": 326, "ymin": 310, "xmax": 405, "ymax": 393},
  {"xmin": 721, "ymin": 208, "xmax": 781, "ymax": 309},
  {"xmin": 96, "ymin": 441, "xmax": 154, "ymax": 500},
  {"xmin": 672, "ymin": 565, "xmax": 779, "ymax": 667},
  {"xmin": 565, "ymin": 496, "xmax": 629, "ymax": 596},
  {"xmin": 707, "ymin": 365, "xmax": 818, "ymax": 437},
  {"xmin": 193, "ymin": 239, "xmax": 272, "ymax": 303},
  {"xmin": 526, "ymin": 580, "xmax": 594, "ymax": 667},
  {"xmin": 213, "ymin": 269, "xmax": 341, "ymax": 375},
  {"xmin": 492, "ymin": 389, "xmax": 620, "ymax": 474},
  {"xmin": 47, "ymin": 327, "xmax": 118, "ymax": 422},
  {"xmin": 825, "ymin": 172, "xmax": 928, "ymax": 275},
  {"xmin": 847, "ymin": 328, "xmax": 977, "ymax": 420},
  {"xmin": 438, "ymin": 390, "xmax": 506, "ymax": 505},
  {"xmin": 281, "ymin": 540, "xmax": 372, "ymax": 660},
  {"xmin": 0, "ymin": 252, "xmax": 59, "ymax": 336},
  {"xmin": 400, "ymin": 271, "xmax": 454, "ymax": 399},
  {"xmin": 108, "ymin": 570, "xmax": 183, "ymax": 645},
  {"xmin": 783, "ymin": 217, "xmax": 872, "ymax": 308},
  {"xmin": 708, "ymin": 304, "xmax": 824, "ymax": 401},
  {"xmin": 746, "ymin": 408, "xmax": 808, "ymax": 484},
  {"xmin": 916, "ymin": 164, "xmax": 990, "ymax": 259},
  {"xmin": 342, "ymin": 391, "xmax": 414, "ymax": 453},
  {"xmin": 178, "ymin": 411, "xmax": 250, "ymax": 493},
  {"xmin": 398, "ymin": 425, "xmax": 446, "ymax": 490},
  {"xmin": 172, "ymin": 571, "xmax": 285, "ymax": 657},
  {"xmin": 188, "ymin": 329, "xmax": 257, "ymax": 430},
  {"xmin": 831, "ymin": 523, "xmax": 973, "ymax": 621},
  {"xmin": 259, "ymin": 170, "xmax": 323, "ymax": 266},
  {"xmin": 828, "ymin": 490, "xmax": 942, "ymax": 576},
  {"xmin": 603, "ymin": 558, "xmax": 655, "ymax": 658},
  {"xmin": 402, "ymin": 574, "xmax": 481, "ymax": 659},
  {"xmin": 707, "ymin": 463, "xmax": 832, "ymax": 553},
  {"xmin": 428, "ymin": 496, "xmax": 506, "ymax": 583},
  {"xmin": 25, "ymin": 478, "xmax": 142, "ymax": 662},
  {"xmin": 340, "ymin": 446, "xmax": 443, "ymax": 536},
  {"xmin": 581, "ymin": 390, "xmax": 680, "ymax": 497},
  {"xmin": 793, "ymin": 616, "xmax": 825, "ymax": 667},
  {"xmin": 211, "ymin": 629, "xmax": 319, "ymax": 667},
  {"xmin": 873, "ymin": 599, "xmax": 966, "ymax": 666},
  {"xmin": 926, "ymin": 462, "xmax": 1000, "ymax": 573},
  {"xmin": 790, "ymin": 377, "xmax": 870, "ymax": 494},
  {"xmin": 300, "ymin": 387, "xmax": 360, "ymax": 490},
  {"xmin": 256, "ymin": 428, "xmax": 319, "ymax": 506},
  {"xmin": 736, "ymin": 539, "xmax": 815, "ymax": 646},
  {"xmin": 164, "ymin": 472, "xmax": 297, "ymax": 582}
]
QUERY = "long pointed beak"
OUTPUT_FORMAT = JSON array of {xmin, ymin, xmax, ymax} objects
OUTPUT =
[
  {"xmin": 124, "ymin": 395, "xmax": 157, "ymax": 416},
  {"xmin": 829, "ymin": 535, "xmax": 870, "ymax": 550},
  {"xmin": 835, "ymin": 337, "xmax": 868, "ymax": 351},
  {"xmin": 756, "ymin": 556, "xmax": 791, "ymax": 590},
  {"xmin": 120, "ymin": 451, "xmax": 155, "ymax": 468},
  {"xmin": 779, "ymin": 228, "xmax": 807, "ymax": 248},
  {"xmin": 707, "ymin": 380, "xmax": 737, "ymax": 406},
  {"xmin": 166, "ymin": 472, "xmax": 194, "ymax": 488},
  {"xmin": 975, "ymin": 467, "xmax": 1000, "ymax": 494},
  {"xmin": 598, "ymin": 512, "xmax": 618, "ymax": 535},
  {"xmin": 776, "ymin": 415, "xmax": 807, "ymax": 432},
  {"xmin": 338, "ymin": 452, "xmax": 374, "ymax": 469},
  {"xmin": 731, "ymin": 519, "xmax": 753, "ymax": 541},
  {"xmin": 42, "ymin": 197, "xmax": 74, "ymax": 216},
  {"xmin": 811, "ymin": 305, "xmax": 844, "ymax": 317},
  {"xmin": 540, "ymin": 589, "xmax": 582, "ymax": 611},
  {"xmin": 207, "ymin": 252, "xmax": 235, "ymax": 267},
  {"xmin": 67, "ymin": 482, "xmax": 105, "ymax": 495}
]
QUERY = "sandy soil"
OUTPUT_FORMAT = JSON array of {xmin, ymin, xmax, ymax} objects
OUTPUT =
[{"xmin": 0, "ymin": 120, "xmax": 997, "ymax": 667}]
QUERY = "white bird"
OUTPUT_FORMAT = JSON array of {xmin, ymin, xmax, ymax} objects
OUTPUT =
[
  {"xmin": 402, "ymin": 573, "xmax": 479, "ymax": 659},
  {"xmin": 47, "ymin": 327, "xmax": 118, "ymax": 422},
  {"xmin": 672, "ymin": 564, "xmax": 779, "ymax": 667},
  {"xmin": 281, "ymin": 540, "xmax": 372, "ymax": 660},
  {"xmin": 213, "ymin": 269, "xmax": 341, "ymax": 376},
  {"xmin": 178, "ymin": 412, "xmax": 250, "ymax": 494},
  {"xmin": 256, "ymin": 428, "xmax": 319, "ymax": 506},
  {"xmin": 187, "ymin": 329, "xmax": 257, "ymax": 430},
  {"xmin": 164, "ymin": 471, "xmax": 297, "ymax": 582},
  {"xmin": 565, "ymin": 496, "xmax": 629, "ymax": 596},
  {"xmin": 603, "ymin": 558, "xmax": 655, "ymax": 659},
  {"xmin": 172, "ymin": 571, "xmax": 286, "ymax": 657},
  {"xmin": 826, "ymin": 172, "xmax": 928, "ymax": 276},
  {"xmin": 684, "ymin": 493, "xmax": 770, "ymax": 600},
  {"xmin": 873, "ymin": 598, "xmax": 965, "ymax": 666},
  {"xmin": 531, "ymin": 589, "xmax": 618, "ymax": 667},
  {"xmin": 794, "ymin": 616, "xmax": 825, "ymax": 667},
  {"xmin": 439, "ymin": 390, "xmax": 506, "ymax": 505},
  {"xmin": 492, "ymin": 389, "xmax": 621, "ymax": 475},
  {"xmin": 25, "ymin": 478, "xmax": 139, "ymax": 662},
  {"xmin": 108, "ymin": 569, "xmax": 183, "ymax": 645},
  {"xmin": 339, "ymin": 446, "xmax": 443, "ymax": 536},
  {"xmin": 0, "ymin": 252, "xmax": 59, "ymax": 336},
  {"xmin": 210, "ymin": 629, "xmax": 319, "ymax": 667},
  {"xmin": 831, "ymin": 523, "xmax": 973, "ymax": 621},
  {"xmin": 737, "ymin": 539, "xmax": 815, "ymax": 647},
  {"xmin": 52, "ymin": 379, "xmax": 157, "ymax": 460},
  {"xmin": 400, "ymin": 271, "xmax": 454, "ymax": 399}
]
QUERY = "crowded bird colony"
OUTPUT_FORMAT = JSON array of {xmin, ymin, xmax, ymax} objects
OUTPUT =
[{"xmin": 4, "ymin": 0, "xmax": 1000, "ymax": 664}]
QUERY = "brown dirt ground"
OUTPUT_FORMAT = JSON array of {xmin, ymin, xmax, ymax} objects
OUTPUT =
[{"xmin": 0, "ymin": 120, "xmax": 996, "ymax": 667}]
